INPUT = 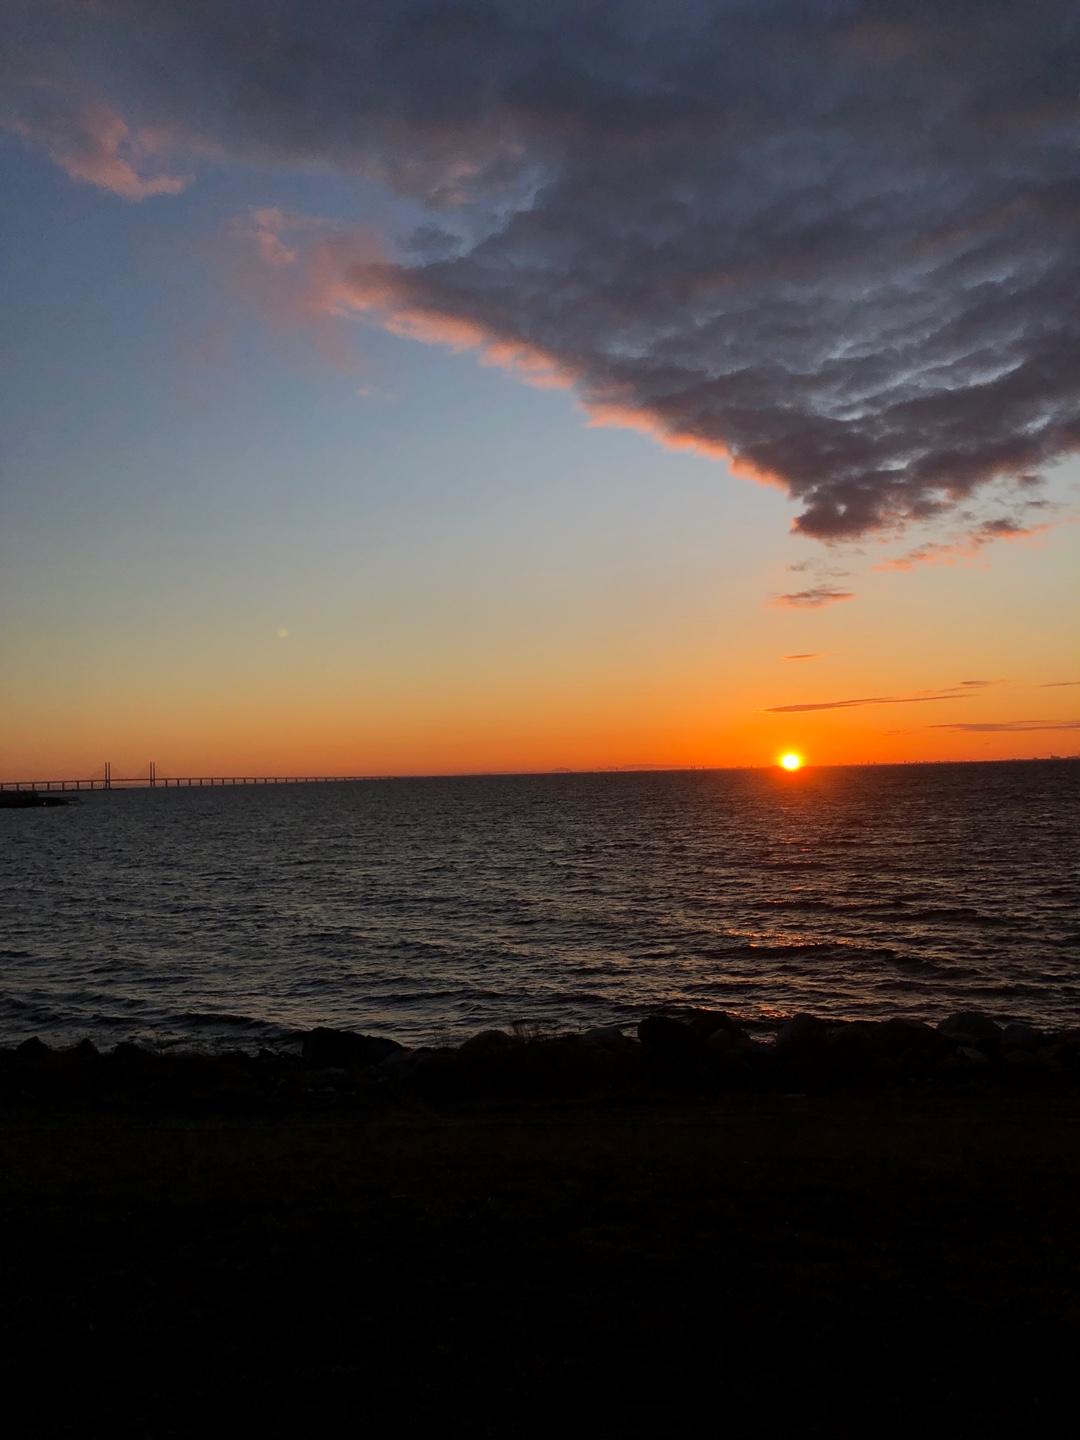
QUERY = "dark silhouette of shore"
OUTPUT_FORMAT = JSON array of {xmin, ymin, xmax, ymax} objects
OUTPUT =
[
  {"xmin": 3, "ymin": 1011, "xmax": 1080, "ymax": 1436},
  {"xmin": 5, "ymin": 1006, "xmax": 1076, "ymax": 1105}
]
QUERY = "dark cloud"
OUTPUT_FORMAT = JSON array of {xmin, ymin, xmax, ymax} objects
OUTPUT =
[
  {"xmin": 772, "ymin": 588, "xmax": 855, "ymax": 610},
  {"xmin": 767, "ymin": 688, "xmax": 970, "ymax": 713},
  {"xmin": 1041, "ymin": 680, "xmax": 1080, "ymax": 687},
  {"xmin": 929, "ymin": 720, "xmax": 1080, "ymax": 732},
  {"xmin": 7, "ymin": 1, "xmax": 1080, "ymax": 541}
]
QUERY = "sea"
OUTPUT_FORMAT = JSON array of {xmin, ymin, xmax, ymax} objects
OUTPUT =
[{"xmin": 2, "ymin": 762, "xmax": 1078, "ymax": 1052}]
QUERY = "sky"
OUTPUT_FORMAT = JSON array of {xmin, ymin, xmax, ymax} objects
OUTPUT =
[{"xmin": 2, "ymin": 0, "xmax": 1078, "ymax": 779}]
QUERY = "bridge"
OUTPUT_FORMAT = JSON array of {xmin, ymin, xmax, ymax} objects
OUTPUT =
[{"xmin": 0, "ymin": 763, "xmax": 370, "ymax": 792}]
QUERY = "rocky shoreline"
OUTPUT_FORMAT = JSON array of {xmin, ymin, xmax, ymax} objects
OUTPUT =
[{"xmin": 5, "ymin": 1007, "xmax": 1079, "ymax": 1110}]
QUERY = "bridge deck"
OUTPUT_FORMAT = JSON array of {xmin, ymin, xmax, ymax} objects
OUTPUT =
[{"xmin": 0, "ymin": 775, "xmax": 366, "ymax": 792}]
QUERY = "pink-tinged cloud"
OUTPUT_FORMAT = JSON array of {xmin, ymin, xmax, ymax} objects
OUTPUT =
[
  {"xmin": 581, "ymin": 400, "xmax": 784, "ymax": 489},
  {"xmin": 771, "ymin": 588, "xmax": 855, "ymax": 610},
  {"xmin": 929, "ymin": 720, "xmax": 1080, "ymax": 733},
  {"xmin": 293, "ymin": 239, "xmax": 578, "ymax": 393},
  {"xmin": 783, "ymin": 653, "xmax": 821, "ymax": 661},
  {"xmin": 767, "ymin": 688, "xmax": 970, "ymax": 713},
  {"xmin": 875, "ymin": 519, "xmax": 1052, "ymax": 572},
  {"xmin": 221, "ymin": 212, "xmax": 387, "ymax": 375},
  {"xmin": 6, "ymin": 94, "xmax": 189, "ymax": 201}
]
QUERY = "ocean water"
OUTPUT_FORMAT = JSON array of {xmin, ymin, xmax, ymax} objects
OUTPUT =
[{"xmin": 1, "ymin": 763, "xmax": 1078, "ymax": 1051}]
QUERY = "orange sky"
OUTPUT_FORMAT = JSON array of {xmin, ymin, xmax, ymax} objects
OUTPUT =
[{"xmin": 5, "ymin": 476, "xmax": 1077, "ymax": 780}]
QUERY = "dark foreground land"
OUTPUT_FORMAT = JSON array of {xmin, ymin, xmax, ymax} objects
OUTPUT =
[{"xmin": 4, "ymin": 1012, "xmax": 1080, "ymax": 1437}]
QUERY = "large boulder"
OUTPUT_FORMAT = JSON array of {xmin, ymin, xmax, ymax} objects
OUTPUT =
[
  {"xmin": 301, "ymin": 1028, "xmax": 403, "ymax": 1069},
  {"xmin": 836, "ymin": 1019, "xmax": 949, "ymax": 1070},
  {"xmin": 704, "ymin": 1027, "xmax": 771, "ymax": 1084},
  {"xmin": 774, "ymin": 1013, "xmax": 835, "ymax": 1057},
  {"xmin": 110, "ymin": 1040, "xmax": 155, "ymax": 1065},
  {"xmin": 637, "ymin": 1015, "xmax": 700, "ymax": 1060},
  {"xmin": 457, "ymin": 1029, "xmax": 515, "ymax": 1060},
  {"xmin": 938, "ymin": 1012, "xmax": 1003, "ymax": 1048},
  {"xmin": 1002, "ymin": 1023, "xmax": 1043, "ymax": 1052},
  {"xmin": 15, "ymin": 1036, "xmax": 51, "ymax": 1061},
  {"xmin": 581, "ymin": 1025, "xmax": 637, "ymax": 1053},
  {"xmin": 677, "ymin": 1009, "xmax": 745, "ymax": 1043},
  {"xmin": 636, "ymin": 1015, "xmax": 707, "ymax": 1085},
  {"xmin": 67, "ymin": 1038, "xmax": 101, "ymax": 1063}
]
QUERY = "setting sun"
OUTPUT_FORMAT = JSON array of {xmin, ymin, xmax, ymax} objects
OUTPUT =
[{"xmin": 779, "ymin": 752, "xmax": 804, "ymax": 771}]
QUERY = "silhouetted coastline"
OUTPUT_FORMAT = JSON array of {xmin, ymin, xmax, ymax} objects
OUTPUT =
[{"xmin": 5, "ymin": 1008, "xmax": 1079, "ymax": 1108}]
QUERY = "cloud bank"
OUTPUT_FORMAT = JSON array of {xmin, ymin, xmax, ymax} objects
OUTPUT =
[{"xmin": 7, "ymin": 1, "xmax": 1080, "ymax": 542}]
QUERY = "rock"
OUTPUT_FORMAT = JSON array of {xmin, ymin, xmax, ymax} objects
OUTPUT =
[
  {"xmin": 68, "ymin": 1039, "xmax": 100, "ymax": 1062},
  {"xmin": 581, "ymin": 1026, "xmax": 635, "ymax": 1051},
  {"xmin": 705, "ymin": 1025, "xmax": 751, "ymax": 1052},
  {"xmin": 939, "ymin": 1012, "xmax": 1002, "ymax": 1046},
  {"xmin": 681, "ymin": 1009, "xmax": 743, "ymax": 1042},
  {"xmin": 876, "ymin": 1018, "xmax": 947, "ymax": 1055},
  {"xmin": 408, "ymin": 1047, "xmax": 464, "ymax": 1097},
  {"xmin": 1002, "ymin": 1023, "xmax": 1043, "ymax": 1051},
  {"xmin": 1004, "ymin": 1048, "xmax": 1049, "ymax": 1073},
  {"xmin": 300, "ymin": 1066, "xmax": 352, "ymax": 1090},
  {"xmin": 838, "ymin": 1019, "xmax": 949, "ymax": 1071},
  {"xmin": 110, "ymin": 1041, "xmax": 155, "ymax": 1064},
  {"xmin": 301, "ymin": 1028, "xmax": 404, "ymax": 1069},
  {"xmin": 15, "ymin": 1037, "xmax": 51, "ymax": 1060},
  {"xmin": 774, "ymin": 1013, "xmax": 835, "ymax": 1055},
  {"xmin": 705, "ymin": 1030, "xmax": 770, "ymax": 1083},
  {"xmin": 957, "ymin": 1045, "xmax": 991, "ymax": 1066},
  {"xmin": 458, "ymin": 1029, "xmax": 515, "ymax": 1059},
  {"xmin": 636, "ymin": 1015, "xmax": 705, "ymax": 1084},
  {"xmin": 376, "ymin": 1045, "xmax": 418, "ymax": 1070},
  {"xmin": 637, "ymin": 1015, "xmax": 699, "ymax": 1059}
]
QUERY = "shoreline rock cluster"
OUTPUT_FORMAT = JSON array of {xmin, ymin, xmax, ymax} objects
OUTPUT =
[{"xmin": 3, "ymin": 1008, "xmax": 1079, "ymax": 1108}]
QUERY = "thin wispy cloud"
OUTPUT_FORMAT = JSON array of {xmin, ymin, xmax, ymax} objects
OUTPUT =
[
  {"xmin": 929, "ymin": 720, "xmax": 1080, "ymax": 733},
  {"xmin": 783, "ymin": 654, "xmax": 821, "ymax": 662},
  {"xmin": 875, "ymin": 517, "xmax": 1054, "ymax": 572},
  {"xmin": 766, "ymin": 689, "xmax": 971, "ymax": 714},
  {"xmin": 8, "ymin": 2, "xmax": 1080, "ymax": 547},
  {"xmin": 1041, "ymin": 681, "xmax": 1080, "ymax": 688},
  {"xmin": 771, "ymin": 588, "xmax": 855, "ymax": 611}
]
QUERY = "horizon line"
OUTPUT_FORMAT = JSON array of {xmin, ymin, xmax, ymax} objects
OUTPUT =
[{"xmin": 4, "ymin": 754, "xmax": 1077, "ymax": 789}]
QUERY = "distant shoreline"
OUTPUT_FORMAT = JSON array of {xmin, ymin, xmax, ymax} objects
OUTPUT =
[{"xmin": 2, "ymin": 753, "xmax": 1077, "ymax": 790}]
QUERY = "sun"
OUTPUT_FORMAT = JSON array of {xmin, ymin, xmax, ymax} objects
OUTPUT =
[{"xmin": 779, "ymin": 751, "xmax": 804, "ymax": 772}]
